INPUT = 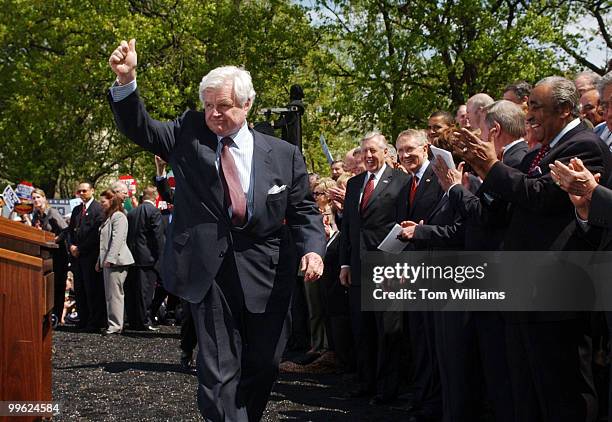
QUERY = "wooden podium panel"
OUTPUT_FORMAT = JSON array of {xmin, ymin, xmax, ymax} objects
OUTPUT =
[{"xmin": 0, "ymin": 217, "xmax": 57, "ymax": 421}]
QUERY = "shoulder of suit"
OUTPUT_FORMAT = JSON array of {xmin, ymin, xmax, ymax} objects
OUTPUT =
[
  {"xmin": 390, "ymin": 168, "xmax": 410, "ymax": 182},
  {"xmin": 254, "ymin": 130, "xmax": 294, "ymax": 153}
]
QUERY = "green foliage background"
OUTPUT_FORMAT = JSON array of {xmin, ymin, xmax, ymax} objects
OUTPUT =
[{"xmin": 0, "ymin": 0, "xmax": 609, "ymax": 196}]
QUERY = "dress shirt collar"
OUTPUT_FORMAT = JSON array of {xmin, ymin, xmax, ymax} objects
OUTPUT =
[
  {"xmin": 366, "ymin": 163, "xmax": 388, "ymax": 182},
  {"xmin": 413, "ymin": 159, "xmax": 430, "ymax": 181},
  {"xmin": 83, "ymin": 197, "xmax": 94, "ymax": 211},
  {"xmin": 502, "ymin": 138, "xmax": 525, "ymax": 154},
  {"xmin": 144, "ymin": 199, "xmax": 156, "ymax": 206},
  {"xmin": 599, "ymin": 125, "xmax": 612, "ymax": 147},
  {"xmin": 216, "ymin": 121, "xmax": 251, "ymax": 148},
  {"xmin": 549, "ymin": 118, "xmax": 580, "ymax": 149}
]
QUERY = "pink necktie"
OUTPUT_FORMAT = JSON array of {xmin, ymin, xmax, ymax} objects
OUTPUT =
[{"xmin": 220, "ymin": 137, "xmax": 246, "ymax": 226}]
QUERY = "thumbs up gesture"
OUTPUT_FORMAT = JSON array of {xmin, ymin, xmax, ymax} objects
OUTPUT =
[{"xmin": 108, "ymin": 38, "xmax": 137, "ymax": 85}]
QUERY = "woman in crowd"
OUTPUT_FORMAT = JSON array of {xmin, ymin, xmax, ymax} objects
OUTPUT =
[
  {"xmin": 31, "ymin": 188, "xmax": 69, "ymax": 322},
  {"xmin": 96, "ymin": 189, "xmax": 134, "ymax": 335}
]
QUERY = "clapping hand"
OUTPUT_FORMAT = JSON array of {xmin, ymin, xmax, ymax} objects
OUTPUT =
[
  {"xmin": 549, "ymin": 157, "xmax": 600, "ymax": 219},
  {"xmin": 109, "ymin": 38, "xmax": 137, "ymax": 85},
  {"xmin": 455, "ymin": 128, "xmax": 498, "ymax": 179},
  {"xmin": 432, "ymin": 156, "xmax": 464, "ymax": 192}
]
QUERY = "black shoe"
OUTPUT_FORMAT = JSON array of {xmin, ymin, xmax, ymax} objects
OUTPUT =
[
  {"xmin": 369, "ymin": 395, "xmax": 396, "ymax": 406},
  {"xmin": 131, "ymin": 324, "xmax": 160, "ymax": 332},
  {"xmin": 180, "ymin": 351, "xmax": 194, "ymax": 370}
]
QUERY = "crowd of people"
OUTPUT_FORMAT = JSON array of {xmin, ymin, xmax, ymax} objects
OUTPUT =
[
  {"xmin": 280, "ymin": 70, "xmax": 612, "ymax": 422},
  {"xmin": 9, "ymin": 60, "xmax": 612, "ymax": 421}
]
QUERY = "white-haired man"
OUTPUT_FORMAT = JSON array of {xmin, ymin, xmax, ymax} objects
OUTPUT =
[{"xmin": 108, "ymin": 39, "xmax": 325, "ymax": 422}]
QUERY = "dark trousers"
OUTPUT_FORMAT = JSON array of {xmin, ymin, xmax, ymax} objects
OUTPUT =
[
  {"xmin": 125, "ymin": 266, "xmax": 158, "ymax": 327},
  {"xmin": 434, "ymin": 312, "xmax": 514, "ymax": 422},
  {"xmin": 348, "ymin": 285, "xmax": 402, "ymax": 398},
  {"xmin": 407, "ymin": 311, "xmax": 441, "ymax": 417},
  {"xmin": 607, "ymin": 312, "xmax": 612, "ymax": 422},
  {"xmin": 505, "ymin": 319, "xmax": 590, "ymax": 422},
  {"xmin": 180, "ymin": 298, "xmax": 197, "ymax": 354},
  {"xmin": 73, "ymin": 253, "xmax": 106, "ymax": 329},
  {"xmin": 190, "ymin": 255, "xmax": 289, "ymax": 422}
]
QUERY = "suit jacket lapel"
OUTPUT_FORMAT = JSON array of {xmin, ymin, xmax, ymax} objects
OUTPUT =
[
  {"xmin": 243, "ymin": 130, "xmax": 272, "ymax": 230},
  {"xmin": 361, "ymin": 166, "xmax": 394, "ymax": 216},
  {"xmin": 409, "ymin": 165, "xmax": 436, "ymax": 219}
]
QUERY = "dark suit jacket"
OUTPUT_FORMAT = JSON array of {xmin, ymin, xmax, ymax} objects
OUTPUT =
[
  {"xmin": 109, "ymin": 90, "xmax": 326, "ymax": 313},
  {"xmin": 481, "ymin": 121, "xmax": 612, "ymax": 251},
  {"xmin": 576, "ymin": 182, "xmax": 612, "ymax": 250},
  {"xmin": 447, "ymin": 140, "xmax": 528, "ymax": 251},
  {"xmin": 502, "ymin": 141, "xmax": 528, "ymax": 168},
  {"xmin": 403, "ymin": 162, "xmax": 463, "ymax": 250},
  {"xmin": 127, "ymin": 201, "xmax": 164, "ymax": 268},
  {"xmin": 66, "ymin": 200, "xmax": 104, "ymax": 257},
  {"xmin": 339, "ymin": 166, "xmax": 411, "ymax": 286},
  {"xmin": 407, "ymin": 163, "xmax": 444, "ymax": 223}
]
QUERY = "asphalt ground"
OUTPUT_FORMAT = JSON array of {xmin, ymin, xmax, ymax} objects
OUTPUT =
[{"xmin": 52, "ymin": 325, "xmax": 410, "ymax": 421}]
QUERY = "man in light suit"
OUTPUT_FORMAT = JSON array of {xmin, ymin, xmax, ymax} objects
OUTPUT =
[
  {"xmin": 339, "ymin": 132, "xmax": 411, "ymax": 404},
  {"xmin": 108, "ymin": 39, "xmax": 325, "ymax": 422}
]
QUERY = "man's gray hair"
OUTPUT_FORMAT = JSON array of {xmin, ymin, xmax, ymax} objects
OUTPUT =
[
  {"xmin": 467, "ymin": 93, "xmax": 494, "ymax": 110},
  {"xmin": 484, "ymin": 100, "xmax": 526, "ymax": 138},
  {"xmin": 110, "ymin": 180, "xmax": 128, "ymax": 193},
  {"xmin": 199, "ymin": 66, "xmax": 256, "ymax": 108},
  {"xmin": 575, "ymin": 70, "xmax": 602, "ymax": 87},
  {"xmin": 597, "ymin": 71, "xmax": 612, "ymax": 99},
  {"xmin": 361, "ymin": 131, "xmax": 387, "ymax": 149},
  {"xmin": 387, "ymin": 144, "xmax": 397, "ymax": 161},
  {"xmin": 536, "ymin": 76, "xmax": 580, "ymax": 117},
  {"xmin": 396, "ymin": 129, "xmax": 428, "ymax": 147}
]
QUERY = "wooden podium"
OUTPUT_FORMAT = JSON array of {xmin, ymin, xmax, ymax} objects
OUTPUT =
[{"xmin": 0, "ymin": 217, "xmax": 57, "ymax": 421}]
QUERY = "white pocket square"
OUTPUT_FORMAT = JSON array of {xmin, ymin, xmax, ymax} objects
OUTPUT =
[{"xmin": 267, "ymin": 185, "xmax": 287, "ymax": 195}]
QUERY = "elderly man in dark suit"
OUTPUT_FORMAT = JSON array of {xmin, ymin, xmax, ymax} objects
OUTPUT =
[
  {"xmin": 339, "ymin": 132, "xmax": 411, "ymax": 404},
  {"xmin": 426, "ymin": 100, "xmax": 528, "ymax": 422},
  {"xmin": 108, "ymin": 39, "xmax": 325, "ymax": 422},
  {"xmin": 66, "ymin": 181, "xmax": 106, "ymax": 332},
  {"xmin": 395, "ymin": 129, "xmax": 444, "ymax": 421},
  {"xmin": 125, "ymin": 186, "xmax": 164, "ymax": 331},
  {"xmin": 461, "ymin": 76, "xmax": 612, "ymax": 422},
  {"xmin": 550, "ymin": 70, "xmax": 612, "ymax": 422}
]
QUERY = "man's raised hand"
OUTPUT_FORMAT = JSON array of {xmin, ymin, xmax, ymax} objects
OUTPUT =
[{"xmin": 109, "ymin": 39, "xmax": 137, "ymax": 85}]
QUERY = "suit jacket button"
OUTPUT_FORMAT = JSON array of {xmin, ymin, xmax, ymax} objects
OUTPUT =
[{"xmin": 219, "ymin": 251, "xmax": 225, "ymax": 258}]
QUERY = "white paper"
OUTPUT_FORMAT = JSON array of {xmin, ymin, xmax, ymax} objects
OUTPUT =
[
  {"xmin": 377, "ymin": 223, "xmax": 407, "ymax": 254},
  {"xmin": 430, "ymin": 145, "xmax": 456, "ymax": 170}
]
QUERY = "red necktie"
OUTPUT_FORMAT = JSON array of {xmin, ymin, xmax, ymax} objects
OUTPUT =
[
  {"xmin": 528, "ymin": 144, "xmax": 550, "ymax": 175},
  {"xmin": 220, "ymin": 137, "xmax": 246, "ymax": 226},
  {"xmin": 409, "ymin": 175, "xmax": 419, "ymax": 205},
  {"xmin": 360, "ymin": 174, "xmax": 375, "ymax": 212},
  {"xmin": 81, "ymin": 203, "xmax": 86, "ymax": 217}
]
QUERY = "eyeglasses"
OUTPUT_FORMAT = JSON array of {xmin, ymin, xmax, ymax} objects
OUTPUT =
[
  {"xmin": 313, "ymin": 192, "xmax": 326, "ymax": 196},
  {"xmin": 77, "ymin": 189, "xmax": 89, "ymax": 193}
]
